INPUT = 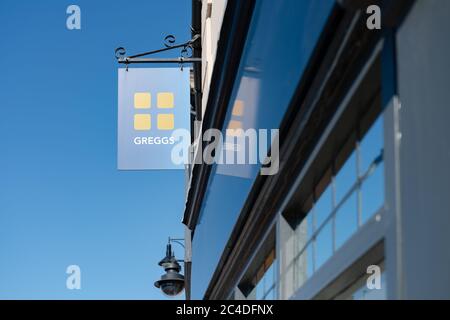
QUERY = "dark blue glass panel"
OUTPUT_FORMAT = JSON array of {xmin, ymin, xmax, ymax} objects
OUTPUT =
[{"xmin": 191, "ymin": 0, "xmax": 335, "ymax": 298}]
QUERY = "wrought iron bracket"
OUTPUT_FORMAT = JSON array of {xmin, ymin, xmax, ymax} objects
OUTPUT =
[
  {"xmin": 168, "ymin": 237, "xmax": 185, "ymax": 249},
  {"xmin": 115, "ymin": 34, "xmax": 201, "ymax": 70}
]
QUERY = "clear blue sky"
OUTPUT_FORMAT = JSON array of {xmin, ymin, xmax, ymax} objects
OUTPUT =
[{"xmin": 0, "ymin": 0, "xmax": 190, "ymax": 299}]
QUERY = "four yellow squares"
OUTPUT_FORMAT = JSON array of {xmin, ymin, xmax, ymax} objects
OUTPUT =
[{"xmin": 133, "ymin": 92, "xmax": 175, "ymax": 130}]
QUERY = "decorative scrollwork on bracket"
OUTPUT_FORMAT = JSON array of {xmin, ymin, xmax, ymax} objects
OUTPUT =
[
  {"xmin": 114, "ymin": 34, "xmax": 200, "ymax": 68},
  {"xmin": 114, "ymin": 47, "xmax": 126, "ymax": 60},
  {"xmin": 164, "ymin": 35, "xmax": 176, "ymax": 48},
  {"xmin": 181, "ymin": 45, "xmax": 193, "ymax": 58},
  {"xmin": 163, "ymin": 34, "xmax": 195, "ymax": 58}
]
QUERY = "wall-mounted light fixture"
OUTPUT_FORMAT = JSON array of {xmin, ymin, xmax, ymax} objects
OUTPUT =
[{"xmin": 154, "ymin": 237, "xmax": 188, "ymax": 297}]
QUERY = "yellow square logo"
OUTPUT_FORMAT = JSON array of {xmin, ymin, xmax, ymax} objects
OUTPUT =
[
  {"xmin": 157, "ymin": 92, "xmax": 174, "ymax": 109},
  {"xmin": 157, "ymin": 114, "xmax": 174, "ymax": 130},
  {"xmin": 134, "ymin": 114, "xmax": 151, "ymax": 130},
  {"xmin": 134, "ymin": 93, "xmax": 151, "ymax": 109}
]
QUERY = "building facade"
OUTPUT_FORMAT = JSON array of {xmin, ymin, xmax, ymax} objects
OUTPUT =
[{"xmin": 184, "ymin": 0, "xmax": 450, "ymax": 300}]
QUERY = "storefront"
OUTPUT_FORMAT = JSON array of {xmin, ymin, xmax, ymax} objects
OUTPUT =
[{"xmin": 184, "ymin": 0, "xmax": 450, "ymax": 300}]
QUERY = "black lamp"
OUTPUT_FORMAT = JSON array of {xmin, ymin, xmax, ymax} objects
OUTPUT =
[{"xmin": 154, "ymin": 242, "xmax": 185, "ymax": 296}]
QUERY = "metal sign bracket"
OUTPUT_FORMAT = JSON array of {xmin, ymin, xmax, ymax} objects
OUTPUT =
[{"xmin": 115, "ymin": 34, "xmax": 201, "ymax": 71}]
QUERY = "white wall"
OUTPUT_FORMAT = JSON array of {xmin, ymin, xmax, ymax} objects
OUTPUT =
[
  {"xmin": 201, "ymin": 0, "xmax": 228, "ymax": 118},
  {"xmin": 395, "ymin": 0, "xmax": 450, "ymax": 299}
]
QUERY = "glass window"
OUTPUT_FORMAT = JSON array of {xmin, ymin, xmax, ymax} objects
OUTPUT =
[
  {"xmin": 191, "ymin": 0, "xmax": 336, "ymax": 298},
  {"xmin": 294, "ymin": 114, "xmax": 385, "ymax": 293},
  {"xmin": 352, "ymin": 272, "xmax": 386, "ymax": 300},
  {"xmin": 306, "ymin": 243, "xmax": 315, "ymax": 277},
  {"xmin": 361, "ymin": 162, "xmax": 384, "ymax": 224},
  {"xmin": 335, "ymin": 151, "xmax": 357, "ymax": 203},
  {"xmin": 334, "ymin": 262, "xmax": 387, "ymax": 300},
  {"xmin": 360, "ymin": 117, "xmax": 385, "ymax": 223},
  {"xmin": 307, "ymin": 210, "xmax": 314, "ymax": 246},
  {"xmin": 360, "ymin": 116, "xmax": 384, "ymax": 173},
  {"xmin": 295, "ymin": 221, "xmax": 314, "ymax": 289},
  {"xmin": 335, "ymin": 191, "xmax": 358, "ymax": 249},
  {"xmin": 315, "ymin": 185, "xmax": 332, "ymax": 228},
  {"xmin": 263, "ymin": 263, "xmax": 276, "ymax": 300},
  {"xmin": 315, "ymin": 221, "xmax": 333, "ymax": 269},
  {"xmin": 297, "ymin": 208, "xmax": 314, "ymax": 252},
  {"xmin": 248, "ymin": 249, "xmax": 276, "ymax": 300}
]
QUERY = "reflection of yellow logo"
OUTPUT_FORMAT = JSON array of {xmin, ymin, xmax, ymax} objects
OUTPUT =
[
  {"xmin": 133, "ymin": 92, "xmax": 174, "ymax": 130},
  {"xmin": 226, "ymin": 99, "xmax": 245, "ymax": 137}
]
